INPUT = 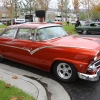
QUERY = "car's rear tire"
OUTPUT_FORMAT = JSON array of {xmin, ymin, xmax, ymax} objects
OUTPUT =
[
  {"xmin": 82, "ymin": 30, "xmax": 88, "ymax": 35},
  {"xmin": 53, "ymin": 61, "xmax": 78, "ymax": 82}
]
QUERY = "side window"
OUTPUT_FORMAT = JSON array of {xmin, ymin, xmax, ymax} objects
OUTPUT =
[
  {"xmin": 17, "ymin": 28, "xmax": 31, "ymax": 40},
  {"xmin": 31, "ymin": 29, "xmax": 35, "ymax": 36},
  {"xmin": 36, "ymin": 29, "xmax": 47, "ymax": 41},
  {"xmin": 1, "ymin": 28, "xmax": 18, "ymax": 38}
]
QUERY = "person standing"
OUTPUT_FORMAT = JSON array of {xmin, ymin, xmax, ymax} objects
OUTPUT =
[
  {"xmin": 66, "ymin": 17, "xmax": 70, "ymax": 26},
  {"xmin": 75, "ymin": 18, "xmax": 81, "ymax": 28}
]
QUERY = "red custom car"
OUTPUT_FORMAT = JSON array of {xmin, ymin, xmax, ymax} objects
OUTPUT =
[{"xmin": 0, "ymin": 22, "xmax": 100, "ymax": 82}]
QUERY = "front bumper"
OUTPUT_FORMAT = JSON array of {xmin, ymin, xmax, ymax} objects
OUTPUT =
[{"xmin": 78, "ymin": 68, "xmax": 100, "ymax": 81}]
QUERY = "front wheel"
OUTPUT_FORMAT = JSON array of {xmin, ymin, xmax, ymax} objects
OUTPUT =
[{"xmin": 53, "ymin": 61, "xmax": 78, "ymax": 82}]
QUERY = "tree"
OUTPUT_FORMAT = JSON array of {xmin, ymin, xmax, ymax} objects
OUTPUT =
[
  {"xmin": 0, "ymin": 0, "xmax": 24, "ymax": 24},
  {"xmin": 0, "ymin": 8, "xmax": 2, "ymax": 19},
  {"xmin": 79, "ymin": 0, "xmax": 100, "ymax": 19},
  {"xmin": 19, "ymin": 0, "xmax": 37, "ymax": 15},
  {"xmin": 92, "ymin": 3, "xmax": 100, "ymax": 20},
  {"xmin": 79, "ymin": 11, "xmax": 88, "ymax": 20},
  {"xmin": 58, "ymin": 0, "xmax": 70, "ymax": 21},
  {"xmin": 36, "ymin": 0, "xmax": 50, "ymax": 11},
  {"xmin": 73, "ymin": 0, "xmax": 80, "ymax": 14},
  {"xmin": 0, "ymin": 0, "xmax": 17, "ymax": 24},
  {"xmin": 19, "ymin": 0, "xmax": 50, "ymax": 17}
]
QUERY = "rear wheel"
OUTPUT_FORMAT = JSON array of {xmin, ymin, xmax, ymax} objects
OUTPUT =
[
  {"xmin": 53, "ymin": 61, "xmax": 78, "ymax": 82},
  {"xmin": 82, "ymin": 30, "xmax": 88, "ymax": 35}
]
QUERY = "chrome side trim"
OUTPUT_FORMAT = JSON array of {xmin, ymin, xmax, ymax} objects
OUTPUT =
[
  {"xmin": 0, "ymin": 43, "xmax": 94, "ymax": 55},
  {"xmin": 0, "ymin": 44, "xmax": 32, "ymax": 54}
]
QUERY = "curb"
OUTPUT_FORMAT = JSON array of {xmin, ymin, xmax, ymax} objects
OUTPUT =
[{"xmin": 0, "ymin": 68, "xmax": 47, "ymax": 100}]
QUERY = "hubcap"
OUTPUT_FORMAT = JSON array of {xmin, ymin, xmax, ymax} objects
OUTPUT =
[
  {"xmin": 83, "ymin": 30, "xmax": 87, "ymax": 35},
  {"xmin": 57, "ymin": 63, "xmax": 72, "ymax": 79}
]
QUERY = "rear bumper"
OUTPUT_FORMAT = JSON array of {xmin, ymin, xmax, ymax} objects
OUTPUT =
[{"xmin": 78, "ymin": 69, "xmax": 100, "ymax": 81}]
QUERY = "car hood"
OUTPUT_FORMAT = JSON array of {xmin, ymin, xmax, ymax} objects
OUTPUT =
[{"xmin": 49, "ymin": 35, "xmax": 100, "ymax": 50}]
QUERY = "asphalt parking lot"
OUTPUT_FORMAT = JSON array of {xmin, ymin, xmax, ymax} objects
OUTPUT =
[{"xmin": 60, "ymin": 79, "xmax": 100, "ymax": 100}]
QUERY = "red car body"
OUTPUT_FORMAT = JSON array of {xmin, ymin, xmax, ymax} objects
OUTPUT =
[{"xmin": 0, "ymin": 22, "xmax": 100, "ymax": 82}]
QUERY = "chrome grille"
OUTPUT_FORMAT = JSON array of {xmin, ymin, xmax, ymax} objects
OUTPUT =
[{"xmin": 92, "ymin": 59, "xmax": 100, "ymax": 68}]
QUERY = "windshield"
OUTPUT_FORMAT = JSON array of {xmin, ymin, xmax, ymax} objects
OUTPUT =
[{"xmin": 36, "ymin": 26, "xmax": 68, "ymax": 41}]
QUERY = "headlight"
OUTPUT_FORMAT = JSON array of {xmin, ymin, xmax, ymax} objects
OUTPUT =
[
  {"xmin": 93, "ymin": 51, "xmax": 100, "ymax": 61},
  {"xmin": 87, "ymin": 52, "xmax": 100, "ymax": 72},
  {"xmin": 87, "ymin": 64, "xmax": 96, "ymax": 72}
]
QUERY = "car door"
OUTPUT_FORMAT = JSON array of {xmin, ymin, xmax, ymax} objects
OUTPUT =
[
  {"xmin": 88, "ymin": 23, "xmax": 97, "ymax": 33},
  {"xmin": 91, "ymin": 24, "xmax": 100, "ymax": 33},
  {"xmin": 9, "ymin": 28, "xmax": 40, "ymax": 68},
  {"xmin": 0, "ymin": 28, "xmax": 18, "ymax": 58}
]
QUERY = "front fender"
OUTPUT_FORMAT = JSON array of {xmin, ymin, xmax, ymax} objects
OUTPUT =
[{"xmin": 52, "ymin": 58, "xmax": 89, "ymax": 73}]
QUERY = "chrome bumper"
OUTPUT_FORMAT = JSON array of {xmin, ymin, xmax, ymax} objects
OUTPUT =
[{"xmin": 78, "ymin": 69, "xmax": 100, "ymax": 81}]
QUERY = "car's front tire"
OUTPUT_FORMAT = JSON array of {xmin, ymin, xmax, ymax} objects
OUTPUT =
[{"xmin": 53, "ymin": 61, "xmax": 78, "ymax": 82}]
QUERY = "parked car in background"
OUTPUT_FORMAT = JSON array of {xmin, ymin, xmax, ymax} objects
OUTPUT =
[
  {"xmin": 75, "ymin": 22, "xmax": 100, "ymax": 34},
  {"xmin": 13, "ymin": 19, "xmax": 25, "ymax": 24},
  {"xmin": 0, "ymin": 22, "xmax": 100, "ymax": 82}
]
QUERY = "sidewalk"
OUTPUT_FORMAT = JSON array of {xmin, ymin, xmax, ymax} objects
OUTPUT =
[
  {"xmin": 0, "ymin": 68, "xmax": 47, "ymax": 100},
  {"xmin": 0, "ymin": 68, "xmax": 71, "ymax": 100}
]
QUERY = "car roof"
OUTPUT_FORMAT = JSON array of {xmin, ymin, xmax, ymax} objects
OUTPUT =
[{"xmin": 7, "ymin": 22, "xmax": 61, "ymax": 29}]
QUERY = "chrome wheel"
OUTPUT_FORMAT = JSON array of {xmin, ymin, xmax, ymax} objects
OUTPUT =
[
  {"xmin": 53, "ymin": 61, "xmax": 78, "ymax": 82},
  {"xmin": 57, "ymin": 63, "xmax": 72, "ymax": 79},
  {"xmin": 82, "ymin": 30, "xmax": 88, "ymax": 35}
]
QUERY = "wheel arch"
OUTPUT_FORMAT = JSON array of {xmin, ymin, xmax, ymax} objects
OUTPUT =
[{"xmin": 50, "ymin": 59, "xmax": 78, "ymax": 73}]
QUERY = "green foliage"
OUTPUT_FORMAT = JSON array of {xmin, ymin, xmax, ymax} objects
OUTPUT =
[
  {"xmin": 0, "ymin": 80, "xmax": 35, "ymax": 100},
  {"xmin": 91, "ymin": 11, "xmax": 99, "ymax": 20},
  {"xmin": 79, "ymin": 12, "xmax": 88, "ymax": 20},
  {"xmin": 0, "ymin": 25, "xmax": 7, "ymax": 28},
  {"xmin": 6, "ymin": 21, "xmax": 11, "ymax": 26},
  {"xmin": 62, "ymin": 23, "xmax": 77, "ymax": 34}
]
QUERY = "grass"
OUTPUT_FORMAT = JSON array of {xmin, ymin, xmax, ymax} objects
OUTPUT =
[
  {"xmin": 0, "ymin": 25, "xmax": 7, "ymax": 28},
  {"xmin": 0, "ymin": 25, "xmax": 7, "ymax": 33},
  {"xmin": 62, "ymin": 22, "xmax": 77, "ymax": 35},
  {"xmin": 0, "ymin": 80, "xmax": 35, "ymax": 100}
]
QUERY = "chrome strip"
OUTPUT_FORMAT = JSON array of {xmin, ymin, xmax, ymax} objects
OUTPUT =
[
  {"xmin": 0, "ymin": 43, "xmax": 94, "ymax": 55},
  {"xmin": 93, "ymin": 51, "xmax": 100, "ymax": 61},
  {"xmin": 78, "ymin": 68, "xmax": 100, "ymax": 81},
  {"xmin": 89, "ymin": 58, "xmax": 100, "ymax": 68},
  {"xmin": 0, "ymin": 44, "xmax": 31, "ymax": 53}
]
